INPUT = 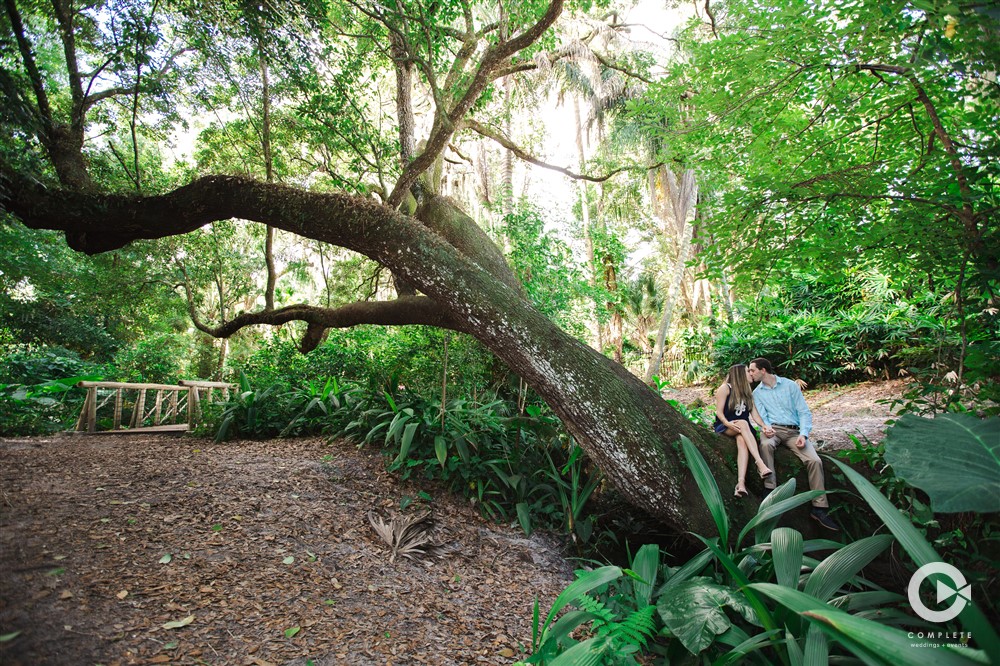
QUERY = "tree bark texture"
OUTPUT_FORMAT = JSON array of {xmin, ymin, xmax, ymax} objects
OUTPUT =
[{"xmin": 1, "ymin": 172, "xmax": 757, "ymax": 535}]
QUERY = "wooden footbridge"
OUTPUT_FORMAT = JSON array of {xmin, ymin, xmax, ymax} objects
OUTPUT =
[{"xmin": 74, "ymin": 380, "xmax": 234, "ymax": 434}]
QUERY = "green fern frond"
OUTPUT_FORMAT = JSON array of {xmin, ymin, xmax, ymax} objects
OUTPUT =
[
  {"xmin": 575, "ymin": 594, "xmax": 617, "ymax": 629},
  {"xmin": 608, "ymin": 605, "xmax": 658, "ymax": 649}
]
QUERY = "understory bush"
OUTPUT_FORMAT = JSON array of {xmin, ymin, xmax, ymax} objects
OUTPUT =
[
  {"xmin": 708, "ymin": 271, "xmax": 998, "ymax": 389},
  {"xmin": 236, "ymin": 327, "xmax": 498, "ymax": 400},
  {"xmin": 0, "ymin": 345, "xmax": 102, "ymax": 435},
  {"xmin": 108, "ymin": 332, "xmax": 194, "ymax": 384}
]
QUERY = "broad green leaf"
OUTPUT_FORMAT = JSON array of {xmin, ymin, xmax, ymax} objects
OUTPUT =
[
  {"xmin": 282, "ymin": 556, "xmax": 294, "ymax": 564},
  {"xmin": 396, "ymin": 421, "xmax": 420, "ymax": 463},
  {"xmin": 802, "ymin": 534, "xmax": 893, "ymax": 602},
  {"xmin": 453, "ymin": 435, "xmax": 470, "ymax": 464},
  {"xmin": 771, "ymin": 527, "xmax": 804, "ymax": 590},
  {"xmin": 657, "ymin": 579, "xmax": 756, "ymax": 655},
  {"xmin": 711, "ymin": 629, "xmax": 781, "ymax": 666},
  {"xmin": 549, "ymin": 635, "xmax": 609, "ymax": 666},
  {"xmin": 656, "ymin": 548, "xmax": 713, "ymax": 597},
  {"xmin": 284, "ymin": 626, "xmax": 300, "ymax": 638},
  {"xmin": 515, "ymin": 502, "xmax": 532, "ymax": 536},
  {"xmin": 434, "ymin": 435, "xmax": 447, "ymax": 467},
  {"xmin": 829, "ymin": 590, "xmax": 906, "ymax": 612},
  {"xmin": 750, "ymin": 583, "xmax": 987, "ymax": 666},
  {"xmin": 884, "ymin": 414, "xmax": 1000, "ymax": 513},
  {"xmin": 680, "ymin": 435, "xmax": 728, "ymax": 545},
  {"xmin": 158, "ymin": 553, "xmax": 172, "ymax": 564},
  {"xmin": 742, "ymin": 489, "xmax": 827, "ymax": 546},
  {"xmin": 786, "ymin": 628, "xmax": 804, "ymax": 666},
  {"xmin": 162, "ymin": 614, "xmax": 195, "ymax": 629},
  {"xmin": 752, "ymin": 479, "xmax": 797, "ymax": 543},
  {"xmin": 541, "ymin": 609, "xmax": 601, "ymax": 647},
  {"xmin": 630, "ymin": 544, "xmax": 660, "ymax": 606},
  {"xmin": 803, "ymin": 624, "xmax": 828, "ymax": 666}
]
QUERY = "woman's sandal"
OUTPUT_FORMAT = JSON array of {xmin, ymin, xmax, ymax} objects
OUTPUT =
[
  {"xmin": 758, "ymin": 466, "xmax": 773, "ymax": 479},
  {"xmin": 734, "ymin": 485, "xmax": 749, "ymax": 498}
]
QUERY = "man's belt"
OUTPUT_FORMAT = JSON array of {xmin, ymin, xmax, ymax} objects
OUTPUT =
[{"xmin": 772, "ymin": 423, "xmax": 799, "ymax": 429}]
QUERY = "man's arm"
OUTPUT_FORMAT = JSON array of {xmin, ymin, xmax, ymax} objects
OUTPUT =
[
  {"xmin": 792, "ymin": 383, "xmax": 813, "ymax": 438},
  {"xmin": 753, "ymin": 389, "xmax": 774, "ymax": 436}
]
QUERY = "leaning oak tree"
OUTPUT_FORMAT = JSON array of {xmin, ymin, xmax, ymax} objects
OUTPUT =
[{"xmin": 1, "ymin": 0, "xmax": 755, "ymax": 533}]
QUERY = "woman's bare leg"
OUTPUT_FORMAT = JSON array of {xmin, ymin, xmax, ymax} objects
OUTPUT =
[
  {"xmin": 734, "ymin": 434, "xmax": 749, "ymax": 495},
  {"xmin": 733, "ymin": 420, "xmax": 771, "ymax": 477}
]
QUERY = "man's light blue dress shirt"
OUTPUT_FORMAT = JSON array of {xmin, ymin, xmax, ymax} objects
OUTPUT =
[{"xmin": 753, "ymin": 376, "xmax": 813, "ymax": 438}]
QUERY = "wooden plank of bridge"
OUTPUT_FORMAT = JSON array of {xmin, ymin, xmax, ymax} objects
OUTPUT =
[
  {"xmin": 114, "ymin": 388, "xmax": 123, "ymax": 430},
  {"xmin": 153, "ymin": 391, "xmax": 163, "ymax": 426},
  {"xmin": 188, "ymin": 386, "xmax": 200, "ymax": 426},
  {"xmin": 135, "ymin": 389, "xmax": 146, "ymax": 429},
  {"xmin": 87, "ymin": 385, "xmax": 97, "ymax": 433}
]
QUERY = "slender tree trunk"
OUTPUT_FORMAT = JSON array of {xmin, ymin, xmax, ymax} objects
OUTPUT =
[
  {"xmin": 719, "ymin": 267, "xmax": 735, "ymax": 324},
  {"xmin": 645, "ymin": 223, "xmax": 694, "ymax": 383},
  {"xmin": 644, "ymin": 169, "xmax": 698, "ymax": 384},
  {"xmin": 502, "ymin": 80, "xmax": 514, "ymax": 217},
  {"xmin": 259, "ymin": 48, "xmax": 278, "ymax": 311},
  {"xmin": 386, "ymin": 32, "xmax": 419, "ymax": 296},
  {"xmin": 574, "ymin": 95, "xmax": 601, "ymax": 350}
]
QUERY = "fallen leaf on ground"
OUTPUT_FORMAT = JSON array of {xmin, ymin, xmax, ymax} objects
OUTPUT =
[{"xmin": 162, "ymin": 614, "xmax": 195, "ymax": 629}]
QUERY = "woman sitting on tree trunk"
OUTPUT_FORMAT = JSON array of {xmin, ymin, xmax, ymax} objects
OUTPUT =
[{"xmin": 714, "ymin": 364, "xmax": 772, "ymax": 497}]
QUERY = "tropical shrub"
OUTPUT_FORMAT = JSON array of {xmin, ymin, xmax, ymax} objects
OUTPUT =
[
  {"xmin": 707, "ymin": 272, "xmax": 979, "ymax": 385},
  {"xmin": 522, "ymin": 435, "xmax": 999, "ymax": 664},
  {"xmin": 0, "ymin": 376, "xmax": 99, "ymax": 436},
  {"xmin": 0, "ymin": 345, "xmax": 100, "ymax": 385}
]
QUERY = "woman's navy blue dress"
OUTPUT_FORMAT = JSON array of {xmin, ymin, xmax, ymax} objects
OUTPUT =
[{"xmin": 712, "ymin": 384, "xmax": 760, "ymax": 443}]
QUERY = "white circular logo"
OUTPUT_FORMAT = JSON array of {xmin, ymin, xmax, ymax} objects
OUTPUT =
[{"xmin": 907, "ymin": 562, "xmax": 971, "ymax": 623}]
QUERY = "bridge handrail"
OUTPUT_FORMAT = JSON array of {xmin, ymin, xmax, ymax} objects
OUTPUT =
[{"xmin": 74, "ymin": 379, "xmax": 235, "ymax": 434}]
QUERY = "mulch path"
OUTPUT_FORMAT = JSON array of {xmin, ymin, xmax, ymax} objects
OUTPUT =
[{"xmin": 0, "ymin": 435, "xmax": 573, "ymax": 666}]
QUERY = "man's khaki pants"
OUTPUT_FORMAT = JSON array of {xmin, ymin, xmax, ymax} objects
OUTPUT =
[{"xmin": 760, "ymin": 425, "xmax": 829, "ymax": 508}]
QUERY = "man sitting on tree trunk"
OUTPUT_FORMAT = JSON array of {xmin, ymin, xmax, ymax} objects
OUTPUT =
[{"xmin": 748, "ymin": 357, "xmax": 840, "ymax": 532}]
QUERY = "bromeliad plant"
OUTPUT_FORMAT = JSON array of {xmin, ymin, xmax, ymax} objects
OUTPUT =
[{"xmin": 523, "ymin": 435, "xmax": 998, "ymax": 665}]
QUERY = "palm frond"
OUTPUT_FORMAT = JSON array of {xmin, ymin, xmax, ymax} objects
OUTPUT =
[{"xmin": 367, "ymin": 509, "xmax": 440, "ymax": 563}]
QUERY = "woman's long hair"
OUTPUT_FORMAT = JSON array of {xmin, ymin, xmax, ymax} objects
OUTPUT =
[{"xmin": 726, "ymin": 364, "xmax": 755, "ymax": 415}]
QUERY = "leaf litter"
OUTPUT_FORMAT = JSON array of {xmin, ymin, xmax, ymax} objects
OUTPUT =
[{"xmin": 0, "ymin": 434, "xmax": 572, "ymax": 665}]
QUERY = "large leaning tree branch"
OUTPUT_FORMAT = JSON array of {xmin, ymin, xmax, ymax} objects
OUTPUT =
[
  {"xmin": 464, "ymin": 119, "xmax": 660, "ymax": 183},
  {"xmin": 0, "ymin": 167, "xmax": 756, "ymax": 536},
  {"xmin": 198, "ymin": 298, "xmax": 459, "ymax": 352}
]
